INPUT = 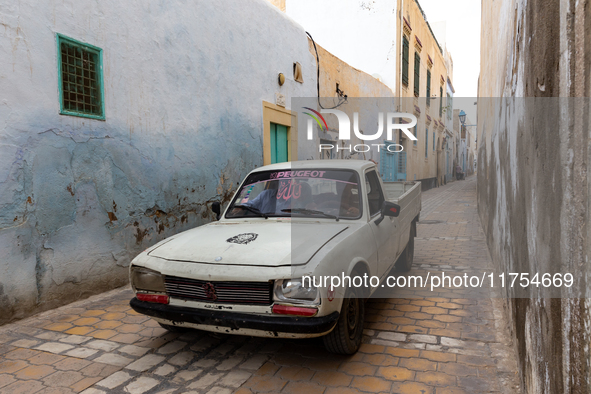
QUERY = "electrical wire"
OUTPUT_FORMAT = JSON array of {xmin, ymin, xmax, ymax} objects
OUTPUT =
[{"xmin": 306, "ymin": 31, "xmax": 347, "ymax": 110}]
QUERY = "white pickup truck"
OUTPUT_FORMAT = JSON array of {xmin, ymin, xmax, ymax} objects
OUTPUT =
[{"xmin": 129, "ymin": 160, "xmax": 421, "ymax": 354}]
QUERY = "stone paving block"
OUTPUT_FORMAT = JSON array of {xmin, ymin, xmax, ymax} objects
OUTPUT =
[
  {"xmin": 122, "ymin": 376, "xmax": 160, "ymax": 394},
  {"xmin": 391, "ymin": 381, "xmax": 435, "ymax": 394},
  {"xmin": 351, "ymin": 376, "xmax": 392, "ymax": 392},
  {"xmin": 219, "ymin": 370, "xmax": 252, "ymax": 388},
  {"xmin": 376, "ymin": 332, "xmax": 407, "ymax": 342},
  {"xmin": 216, "ymin": 355, "xmax": 244, "ymax": 371},
  {"xmin": 153, "ymin": 363, "xmax": 176, "ymax": 376},
  {"xmin": 125, "ymin": 354, "xmax": 166, "ymax": 372},
  {"xmin": 399, "ymin": 357, "xmax": 437, "ymax": 371},
  {"xmin": 11, "ymin": 339, "xmax": 41, "ymax": 348},
  {"xmin": 415, "ymin": 371, "xmax": 457, "ymax": 387},
  {"xmin": 187, "ymin": 372, "xmax": 223, "ymax": 389},
  {"xmin": 53, "ymin": 357, "xmax": 92, "ymax": 371},
  {"xmin": 85, "ymin": 340, "xmax": 120, "ymax": 352},
  {"xmin": 168, "ymin": 351, "xmax": 194, "ymax": 366},
  {"xmin": 59, "ymin": 335, "xmax": 92, "ymax": 345},
  {"xmin": 42, "ymin": 370, "xmax": 85, "ymax": 387},
  {"xmin": 96, "ymin": 370, "xmax": 133, "ymax": 389},
  {"xmin": 276, "ymin": 365, "xmax": 315, "ymax": 381},
  {"xmin": 118, "ymin": 345, "xmax": 150, "ymax": 357},
  {"xmin": 92, "ymin": 353, "xmax": 133, "ymax": 367},
  {"xmin": 0, "ymin": 373, "xmax": 16, "ymax": 388},
  {"xmin": 409, "ymin": 334, "xmax": 438, "ymax": 344},
  {"xmin": 311, "ymin": 370, "xmax": 353, "ymax": 386},
  {"xmin": 34, "ymin": 342, "xmax": 74, "ymax": 354},
  {"xmin": 281, "ymin": 381, "xmax": 325, "ymax": 394},
  {"xmin": 172, "ymin": 368, "xmax": 203, "ymax": 383},
  {"xmin": 239, "ymin": 354, "xmax": 267, "ymax": 371},
  {"xmin": 64, "ymin": 347, "xmax": 99, "ymax": 359}
]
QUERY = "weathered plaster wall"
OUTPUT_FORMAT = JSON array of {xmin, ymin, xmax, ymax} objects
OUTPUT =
[
  {"xmin": 0, "ymin": 0, "xmax": 316, "ymax": 323},
  {"xmin": 478, "ymin": 0, "xmax": 591, "ymax": 392}
]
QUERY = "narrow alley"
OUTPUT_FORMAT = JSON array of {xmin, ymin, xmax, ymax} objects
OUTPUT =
[{"xmin": 0, "ymin": 176, "xmax": 522, "ymax": 394}]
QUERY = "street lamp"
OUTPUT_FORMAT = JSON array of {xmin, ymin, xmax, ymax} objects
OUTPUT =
[{"xmin": 459, "ymin": 110, "xmax": 466, "ymax": 125}]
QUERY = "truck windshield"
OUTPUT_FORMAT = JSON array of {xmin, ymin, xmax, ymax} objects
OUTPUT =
[{"xmin": 226, "ymin": 169, "xmax": 362, "ymax": 219}]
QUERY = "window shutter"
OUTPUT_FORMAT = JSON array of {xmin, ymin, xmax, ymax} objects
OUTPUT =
[
  {"xmin": 426, "ymin": 70, "xmax": 431, "ymax": 105},
  {"xmin": 402, "ymin": 37, "xmax": 409, "ymax": 86},
  {"xmin": 414, "ymin": 53, "xmax": 420, "ymax": 96}
]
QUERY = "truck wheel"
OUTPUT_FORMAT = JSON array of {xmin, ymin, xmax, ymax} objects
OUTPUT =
[
  {"xmin": 323, "ymin": 286, "xmax": 364, "ymax": 354},
  {"xmin": 395, "ymin": 223, "xmax": 415, "ymax": 272}
]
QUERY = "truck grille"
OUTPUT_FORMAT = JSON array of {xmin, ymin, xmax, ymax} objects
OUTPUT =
[{"xmin": 164, "ymin": 276, "xmax": 273, "ymax": 305}]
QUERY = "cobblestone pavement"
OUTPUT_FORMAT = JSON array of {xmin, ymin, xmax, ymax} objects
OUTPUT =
[{"xmin": 0, "ymin": 176, "xmax": 522, "ymax": 394}]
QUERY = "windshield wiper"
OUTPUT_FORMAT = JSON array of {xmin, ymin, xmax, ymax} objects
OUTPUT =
[
  {"xmin": 281, "ymin": 208, "xmax": 339, "ymax": 221},
  {"xmin": 234, "ymin": 204, "xmax": 268, "ymax": 219}
]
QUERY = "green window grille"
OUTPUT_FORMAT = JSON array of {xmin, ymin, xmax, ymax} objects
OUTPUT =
[
  {"xmin": 439, "ymin": 86, "xmax": 443, "ymax": 117},
  {"xmin": 57, "ymin": 34, "xmax": 105, "ymax": 120},
  {"xmin": 426, "ymin": 70, "xmax": 431, "ymax": 106},
  {"xmin": 425, "ymin": 128, "xmax": 428, "ymax": 158},
  {"xmin": 414, "ymin": 52, "xmax": 420, "ymax": 97},
  {"xmin": 402, "ymin": 36, "xmax": 409, "ymax": 86}
]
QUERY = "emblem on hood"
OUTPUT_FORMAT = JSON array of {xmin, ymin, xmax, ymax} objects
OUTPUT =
[{"xmin": 226, "ymin": 233, "xmax": 258, "ymax": 245}]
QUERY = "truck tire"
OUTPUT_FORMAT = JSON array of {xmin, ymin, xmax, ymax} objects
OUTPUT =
[
  {"xmin": 323, "ymin": 285, "xmax": 364, "ymax": 354},
  {"xmin": 395, "ymin": 223, "xmax": 415, "ymax": 272}
]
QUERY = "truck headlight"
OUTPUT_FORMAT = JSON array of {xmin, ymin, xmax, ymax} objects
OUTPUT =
[
  {"xmin": 130, "ymin": 266, "xmax": 166, "ymax": 293},
  {"xmin": 273, "ymin": 278, "xmax": 319, "ymax": 305}
]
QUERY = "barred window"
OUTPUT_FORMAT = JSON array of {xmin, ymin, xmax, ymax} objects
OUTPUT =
[
  {"xmin": 57, "ymin": 34, "xmax": 104, "ymax": 120},
  {"xmin": 402, "ymin": 36, "xmax": 409, "ymax": 86},
  {"xmin": 426, "ymin": 69, "xmax": 431, "ymax": 106},
  {"xmin": 414, "ymin": 52, "xmax": 420, "ymax": 97}
]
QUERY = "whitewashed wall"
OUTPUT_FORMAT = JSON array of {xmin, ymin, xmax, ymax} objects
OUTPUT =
[{"xmin": 0, "ymin": 0, "xmax": 316, "ymax": 323}]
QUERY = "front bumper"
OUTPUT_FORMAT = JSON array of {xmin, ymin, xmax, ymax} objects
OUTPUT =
[{"xmin": 130, "ymin": 297, "xmax": 339, "ymax": 335}]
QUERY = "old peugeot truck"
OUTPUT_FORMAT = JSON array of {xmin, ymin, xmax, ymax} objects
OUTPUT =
[{"xmin": 129, "ymin": 160, "xmax": 421, "ymax": 354}]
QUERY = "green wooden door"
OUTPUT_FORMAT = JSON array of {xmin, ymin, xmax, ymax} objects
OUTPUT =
[{"xmin": 270, "ymin": 123, "xmax": 289, "ymax": 163}]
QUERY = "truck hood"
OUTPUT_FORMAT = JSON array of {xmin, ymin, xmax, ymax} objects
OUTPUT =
[{"xmin": 148, "ymin": 220, "xmax": 350, "ymax": 267}]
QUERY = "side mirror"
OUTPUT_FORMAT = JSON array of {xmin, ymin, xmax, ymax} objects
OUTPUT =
[
  {"xmin": 375, "ymin": 201, "xmax": 400, "ymax": 225},
  {"xmin": 211, "ymin": 202, "xmax": 221, "ymax": 220}
]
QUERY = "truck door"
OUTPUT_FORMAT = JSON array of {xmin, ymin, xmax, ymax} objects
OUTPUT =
[{"xmin": 365, "ymin": 170, "xmax": 399, "ymax": 278}]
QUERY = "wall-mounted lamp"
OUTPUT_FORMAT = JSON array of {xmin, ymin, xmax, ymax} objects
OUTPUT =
[{"xmin": 278, "ymin": 73, "xmax": 285, "ymax": 86}]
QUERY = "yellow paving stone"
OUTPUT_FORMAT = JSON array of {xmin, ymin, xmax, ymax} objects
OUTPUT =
[
  {"xmin": 397, "ymin": 305, "xmax": 421, "ymax": 312},
  {"xmin": 362, "ymin": 354, "xmax": 399, "ymax": 367},
  {"xmin": 432, "ymin": 315, "xmax": 464, "ymax": 324},
  {"xmin": 0, "ymin": 359, "xmax": 29, "ymax": 374},
  {"xmin": 101, "ymin": 312, "xmax": 127, "ymax": 321},
  {"xmin": 71, "ymin": 317, "xmax": 100, "ymax": 326},
  {"xmin": 234, "ymin": 389, "xmax": 254, "ymax": 394},
  {"xmin": 429, "ymin": 329, "xmax": 462, "ymax": 338},
  {"xmin": 396, "ymin": 325, "xmax": 429, "ymax": 334},
  {"xmin": 93, "ymin": 320, "xmax": 123, "ymax": 330},
  {"xmin": 415, "ymin": 320, "xmax": 447, "ymax": 329},
  {"xmin": 419, "ymin": 350, "xmax": 456, "ymax": 363},
  {"xmin": 81, "ymin": 310, "xmax": 106, "ymax": 317},
  {"xmin": 410, "ymin": 300, "xmax": 437, "ymax": 307},
  {"xmin": 311, "ymin": 370, "xmax": 353, "ymax": 386},
  {"xmin": 0, "ymin": 373, "xmax": 16, "ymax": 389},
  {"xmin": 255, "ymin": 361, "xmax": 280, "ymax": 376},
  {"xmin": 437, "ymin": 303, "xmax": 462, "ymax": 310},
  {"xmin": 391, "ymin": 381, "xmax": 435, "ymax": 394},
  {"xmin": 351, "ymin": 376, "xmax": 392, "ymax": 392},
  {"xmin": 105, "ymin": 305, "xmax": 130, "ymax": 312},
  {"xmin": 42, "ymin": 370, "xmax": 85, "ymax": 387},
  {"xmin": 69, "ymin": 376, "xmax": 102, "ymax": 391},
  {"xmin": 53, "ymin": 358, "xmax": 92, "ymax": 371},
  {"xmin": 109, "ymin": 333, "xmax": 142, "ymax": 344},
  {"xmin": 387, "ymin": 317, "xmax": 416, "ymax": 325},
  {"xmin": 79, "ymin": 362, "xmax": 121, "ymax": 378},
  {"xmin": 87, "ymin": 329, "xmax": 118, "ymax": 340},
  {"xmin": 422, "ymin": 307, "xmax": 448, "ymax": 315},
  {"xmin": 243, "ymin": 374, "xmax": 287, "ymax": 392},
  {"xmin": 338, "ymin": 362, "xmax": 377, "ymax": 376},
  {"xmin": 5, "ymin": 348, "xmax": 41, "ymax": 360},
  {"xmin": 44, "ymin": 323, "xmax": 73, "ymax": 332},
  {"xmin": 275, "ymin": 365, "xmax": 314, "ymax": 381},
  {"xmin": 399, "ymin": 358, "xmax": 437, "ymax": 371},
  {"xmin": 438, "ymin": 363, "xmax": 478, "ymax": 377},
  {"xmin": 404, "ymin": 312, "xmax": 433, "ymax": 320},
  {"xmin": 385, "ymin": 348, "xmax": 420, "ymax": 358},
  {"xmin": 324, "ymin": 387, "xmax": 363, "ymax": 394},
  {"xmin": 14, "ymin": 364, "xmax": 55, "ymax": 380},
  {"xmin": 2, "ymin": 379, "xmax": 45, "ymax": 394},
  {"xmin": 415, "ymin": 371, "xmax": 457, "ymax": 387},
  {"xmin": 116, "ymin": 324, "xmax": 144, "ymax": 334},
  {"xmin": 376, "ymin": 366, "xmax": 415, "ymax": 381},
  {"xmin": 64, "ymin": 326, "xmax": 95, "ymax": 336},
  {"xmin": 358, "ymin": 344, "xmax": 385, "ymax": 354},
  {"xmin": 435, "ymin": 388, "xmax": 468, "ymax": 394},
  {"xmin": 27, "ymin": 352, "xmax": 66, "ymax": 365}
]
